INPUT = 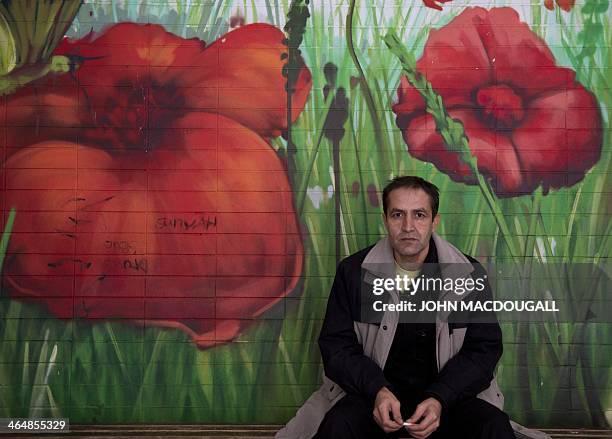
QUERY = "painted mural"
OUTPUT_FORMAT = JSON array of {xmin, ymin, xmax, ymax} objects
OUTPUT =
[{"xmin": 0, "ymin": 0, "xmax": 609, "ymax": 428}]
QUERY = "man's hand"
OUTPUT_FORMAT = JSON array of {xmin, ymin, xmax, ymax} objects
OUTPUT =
[
  {"xmin": 373, "ymin": 387, "xmax": 403, "ymax": 433},
  {"xmin": 404, "ymin": 397, "xmax": 442, "ymax": 439}
]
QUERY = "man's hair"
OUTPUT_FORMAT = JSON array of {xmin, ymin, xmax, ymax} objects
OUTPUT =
[{"xmin": 382, "ymin": 176, "xmax": 440, "ymax": 218}]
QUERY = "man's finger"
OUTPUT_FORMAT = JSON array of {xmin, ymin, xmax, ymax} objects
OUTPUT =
[
  {"xmin": 407, "ymin": 410, "xmax": 437, "ymax": 432},
  {"xmin": 406, "ymin": 402, "xmax": 426, "ymax": 424},
  {"xmin": 409, "ymin": 422, "xmax": 439, "ymax": 439},
  {"xmin": 423, "ymin": 422, "xmax": 440, "ymax": 438},
  {"xmin": 390, "ymin": 399, "xmax": 403, "ymax": 426},
  {"xmin": 379, "ymin": 401, "xmax": 402, "ymax": 432},
  {"xmin": 407, "ymin": 422, "xmax": 438, "ymax": 438},
  {"xmin": 380, "ymin": 401, "xmax": 392, "ymax": 426},
  {"xmin": 374, "ymin": 410, "xmax": 393, "ymax": 433},
  {"xmin": 374, "ymin": 406, "xmax": 392, "ymax": 433}
]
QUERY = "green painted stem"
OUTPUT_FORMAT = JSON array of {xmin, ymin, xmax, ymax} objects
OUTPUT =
[
  {"xmin": 0, "ymin": 208, "xmax": 16, "ymax": 271},
  {"xmin": 296, "ymin": 92, "xmax": 335, "ymax": 215},
  {"xmin": 346, "ymin": 0, "xmax": 391, "ymax": 176},
  {"xmin": 0, "ymin": 55, "xmax": 72, "ymax": 96}
]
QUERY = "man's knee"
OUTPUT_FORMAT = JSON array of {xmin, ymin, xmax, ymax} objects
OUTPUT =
[
  {"xmin": 444, "ymin": 398, "xmax": 514, "ymax": 439},
  {"xmin": 473, "ymin": 403, "xmax": 514, "ymax": 438},
  {"xmin": 483, "ymin": 408, "xmax": 513, "ymax": 429},
  {"xmin": 314, "ymin": 394, "xmax": 379, "ymax": 439},
  {"xmin": 315, "ymin": 404, "xmax": 353, "ymax": 437}
]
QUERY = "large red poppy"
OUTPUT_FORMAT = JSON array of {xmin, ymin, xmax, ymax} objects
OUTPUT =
[
  {"xmin": 393, "ymin": 7, "xmax": 602, "ymax": 196},
  {"xmin": 1, "ymin": 23, "xmax": 311, "ymax": 348}
]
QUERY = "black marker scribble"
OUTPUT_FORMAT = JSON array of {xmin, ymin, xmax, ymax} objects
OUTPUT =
[
  {"xmin": 123, "ymin": 258, "xmax": 147, "ymax": 274},
  {"xmin": 156, "ymin": 215, "xmax": 217, "ymax": 231},
  {"xmin": 79, "ymin": 195, "xmax": 115, "ymax": 211},
  {"xmin": 80, "ymin": 298, "xmax": 91, "ymax": 318},
  {"xmin": 47, "ymin": 258, "xmax": 92, "ymax": 270},
  {"xmin": 68, "ymin": 216, "xmax": 92, "ymax": 225},
  {"xmin": 104, "ymin": 240, "xmax": 136, "ymax": 254},
  {"xmin": 54, "ymin": 229, "xmax": 76, "ymax": 239}
]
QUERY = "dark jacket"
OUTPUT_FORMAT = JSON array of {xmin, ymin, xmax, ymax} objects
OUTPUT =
[
  {"xmin": 317, "ymin": 238, "xmax": 503, "ymax": 410},
  {"xmin": 276, "ymin": 233, "xmax": 508, "ymax": 439}
]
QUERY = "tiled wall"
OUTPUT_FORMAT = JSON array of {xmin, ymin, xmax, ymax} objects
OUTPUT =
[{"xmin": 0, "ymin": 0, "xmax": 609, "ymax": 429}]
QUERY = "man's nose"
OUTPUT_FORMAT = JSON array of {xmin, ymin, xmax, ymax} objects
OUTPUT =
[{"xmin": 401, "ymin": 215, "xmax": 415, "ymax": 231}]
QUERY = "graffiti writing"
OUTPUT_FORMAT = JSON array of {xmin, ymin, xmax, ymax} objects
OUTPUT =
[
  {"xmin": 155, "ymin": 216, "xmax": 217, "ymax": 232},
  {"xmin": 122, "ymin": 258, "xmax": 148, "ymax": 273},
  {"xmin": 104, "ymin": 240, "xmax": 136, "ymax": 254}
]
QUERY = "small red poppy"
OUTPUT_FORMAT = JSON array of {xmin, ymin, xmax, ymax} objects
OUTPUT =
[
  {"xmin": 544, "ymin": 0, "xmax": 576, "ymax": 11},
  {"xmin": 422, "ymin": 0, "xmax": 453, "ymax": 11}
]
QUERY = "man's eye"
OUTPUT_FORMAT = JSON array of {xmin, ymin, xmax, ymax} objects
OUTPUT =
[
  {"xmin": 392, "ymin": 212, "xmax": 403, "ymax": 218},
  {"xmin": 415, "ymin": 212, "xmax": 426, "ymax": 219}
]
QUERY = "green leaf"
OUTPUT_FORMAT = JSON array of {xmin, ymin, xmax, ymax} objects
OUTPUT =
[
  {"xmin": 594, "ymin": 0, "xmax": 609, "ymax": 13},
  {"xmin": 0, "ymin": 0, "xmax": 81, "ymax": 74},
  {"xmin": 0, "ymin": 208, "xmax": 16, "ymax": 270},
  {"xmin": 586, "ymin": 22, "xmax": 604, "ymax": 38},
  {"xmin": 581, "ymin": 2, "xmax": 595, "ymax": 14},
  {"xmin": 579, "ymin": 45, "xmax": 597, "ymax": 58},
  {"xmin": 0, "ymin": 13, "xmax": 16, "ymax": 75}
]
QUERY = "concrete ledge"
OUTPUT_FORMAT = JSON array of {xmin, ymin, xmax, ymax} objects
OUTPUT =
[{"xmin": 3, "ymin": 425, "xmax": 611, "ymax": 438}]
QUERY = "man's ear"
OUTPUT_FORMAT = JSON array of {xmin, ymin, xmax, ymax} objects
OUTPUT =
[{"xmin": 432, "ymin": 214, "xmax": 440, "ymax": 231}]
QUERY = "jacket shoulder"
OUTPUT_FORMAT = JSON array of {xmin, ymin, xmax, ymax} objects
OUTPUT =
[
  {"xmin": 462, "ymin": 252, "xmax": 488, "ymax": 274},
  {"xmin": 338, "ymin": 244, "xmax": 376, "ymax": 273}
]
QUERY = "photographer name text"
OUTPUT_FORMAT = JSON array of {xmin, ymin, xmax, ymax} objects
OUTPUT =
[{"xmin": 373, "ymin": 300, "xmax": 559, "ymax": 313}]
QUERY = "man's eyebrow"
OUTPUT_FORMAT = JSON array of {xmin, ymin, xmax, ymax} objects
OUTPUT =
[{"xmin": 389, "ymin": 207, "xmax": 430, "ymax": 215}]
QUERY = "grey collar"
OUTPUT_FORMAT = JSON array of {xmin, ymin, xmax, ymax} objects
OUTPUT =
[{"xmin": 362, "ymin": 232, "xmax": 474, "ymax": 282}]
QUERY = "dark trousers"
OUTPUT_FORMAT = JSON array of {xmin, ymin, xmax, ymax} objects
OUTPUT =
[{"xmin": 313, "ymin": 393, "xmax": 515, "ymax": 439}]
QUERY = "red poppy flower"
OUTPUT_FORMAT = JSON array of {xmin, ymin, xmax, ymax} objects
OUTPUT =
[
  {"xmin": 422, "ymin": 0, "xmax": 453, "ymax": 11},
  {"xmin": 1, "ymin": 23, "xmax": 311, "ymax": 348},
  {"xmin": 544, "ymin": 0, "xmax": 575, "ymax": 11},
  {"xmin": 392, "ymin": 7, "xmax": 602, "ymax": 196}
]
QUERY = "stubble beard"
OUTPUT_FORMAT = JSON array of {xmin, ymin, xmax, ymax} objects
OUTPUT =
[{"xmin": 394, "ymin": 236, "xmax": 425, "ymax": 259}]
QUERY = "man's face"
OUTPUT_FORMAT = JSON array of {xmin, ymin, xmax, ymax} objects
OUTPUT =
[{"xmin": 383, "ymin": 187, "xmax": 440, "ymax": 265}]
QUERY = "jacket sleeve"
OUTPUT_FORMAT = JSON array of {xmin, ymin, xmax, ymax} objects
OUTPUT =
[
  {"xmin": 425, "ymin": 262, "xmax": 503, "ymax": 410},
  {"xmin": 318, "ymin": 260, "xmax": 390, "ymax": 400}
]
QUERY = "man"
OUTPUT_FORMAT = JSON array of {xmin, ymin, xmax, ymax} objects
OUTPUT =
[{"xmin": 277, "ymin": 176, "xmax": 518, "ymax": 439}]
